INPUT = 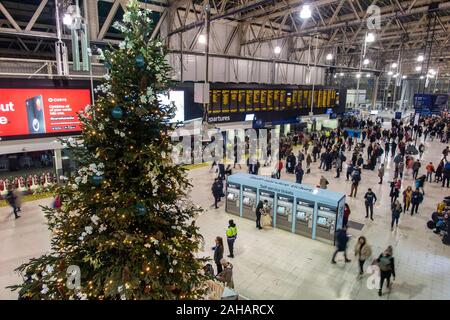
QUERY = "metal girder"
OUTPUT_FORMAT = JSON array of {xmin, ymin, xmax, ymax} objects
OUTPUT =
[
  {"xmin": 25, "ymin": 0, "xmax": 48, "ymax": 32},
  {"xmin": 168, "ymin": 0, "xmax": 274, "ymax": 36},
  {"xmin": 242, "ymin": 1, "xmax": 450, "ymax": 46},
  {"xmin": 98, "ymin": 0, "xmax": 121, "ymax": 40},
  {"xmin": 0, "ymin": 2, "xmax": 21, "ymax": 31}
]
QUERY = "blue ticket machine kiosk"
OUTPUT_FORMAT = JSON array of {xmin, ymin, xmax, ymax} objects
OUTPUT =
[
  {"xmin": 226, "ymin": 173, "xmax": 346, "ymax": 245},
  {"xmin": 276, "ymin": 195, "xmax": 294, "ymax": 232},
  {"xmin": 225, "ymin": 182, "xmax": 240, "ymax": 216},
  {"xmin": 295, "ymin": 199, "xmax": 314, "ymax": 237},
  {"xmin": 242, "ymin": 185, "xmax": 257, "ymax": 220}
]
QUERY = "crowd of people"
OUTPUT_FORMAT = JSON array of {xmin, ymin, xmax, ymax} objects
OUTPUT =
[{"xmin": 206, "ymin": 112, "xmax": 450, "ymax": 297}]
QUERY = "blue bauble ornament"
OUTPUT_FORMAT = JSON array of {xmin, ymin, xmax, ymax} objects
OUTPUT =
[
  {"xmin": 135, "ymin": 55, "xmax": 145, "ymax": 68},
  {"xmin": 124, "ymin": 95, "xmax": 131, "ymax": 102},
  {"xmin": 135, "ymin": 203, "xmax": 147, "ymax": 216},
  {"xmin": 111, "ymin": 106, "xmax": 123, "ymax": 119},
  {"xmin": 91, "ymin": 175, "xmax": 104, "ymax": 186}
]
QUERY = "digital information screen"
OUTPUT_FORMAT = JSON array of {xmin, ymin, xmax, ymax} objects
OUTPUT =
[{"xmin": 0, "ymin": 88, "xmax": 91, "ymax": 139}]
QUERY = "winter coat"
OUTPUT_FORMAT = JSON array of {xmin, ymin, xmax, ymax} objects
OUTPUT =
[
  {"xmin": 336, "ymin": 229, "xmax": 349, "ymax": 251},
  {"xmin": 213, "ymin": 245, "xmax": 224, "ymax": 264},
  {"xmin": 378, "ymin": 167, "xmax": 385, "ymax": 178},
  {"xmin": 354, "ymin": 242, "xmax": 372, "ymax": 261}
]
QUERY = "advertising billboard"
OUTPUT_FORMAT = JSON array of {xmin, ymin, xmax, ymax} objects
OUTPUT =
[{"xmin": 0, "ymin": 88, "xmax": 91, "ymax": 140}]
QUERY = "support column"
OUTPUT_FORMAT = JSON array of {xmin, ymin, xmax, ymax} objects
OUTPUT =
[
  {"xmin": 84, "ymin": 0, "xmax": 99, "ymax": 41},
  {"xmin": 371, "ymin": 75, "xmax": 380, "ymax": 109},
  {"xmin": 54, "ymin": 149, "xmax": 63, "ymax": 182}
]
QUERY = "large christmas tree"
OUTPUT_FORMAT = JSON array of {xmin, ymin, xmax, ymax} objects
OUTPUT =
[{"xmin": 10, "ymin": 0, "xmax": 209, "ymax": 300}]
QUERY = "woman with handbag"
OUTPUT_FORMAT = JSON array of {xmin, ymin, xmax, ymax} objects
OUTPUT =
[
  {"xmin": 260, "ymin": 202, "xmax": 272, "ymax": 228},
  {"xmin": 354, "ymin": 236, "xmax": 372, "ymax": 276}
]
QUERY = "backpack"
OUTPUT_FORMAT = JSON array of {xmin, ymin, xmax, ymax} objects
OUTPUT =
[
  {"xmin": 353, "ymin": 171, "xmax": 361, "ymax": 182},
  {"xmin": 445, "ymin": 162, "xmax": 450, "ymax": 171},
  {"xmin": 378, "ymin": 256, "xmax": 392, "ymax": 272}
]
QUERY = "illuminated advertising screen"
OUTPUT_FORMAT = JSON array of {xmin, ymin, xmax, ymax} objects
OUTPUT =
[{"xmin": 0, "ymin": 88, "xmax": 91, "ymax": 140}]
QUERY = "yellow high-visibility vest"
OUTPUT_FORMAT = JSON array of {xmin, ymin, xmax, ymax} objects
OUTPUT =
[{"xmin": 226, "ymin": 226, "xmax": 237, "ymax": 238}]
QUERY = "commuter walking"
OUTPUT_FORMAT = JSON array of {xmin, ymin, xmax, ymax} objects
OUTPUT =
[
  {"xmin": 343, "ymin": 203, "xmax": 351, "ymax": 228},
  {"xmin": 275, "ymin": 159, "xmax": 283, "ymax": 179},
  {"xmin": 346, "ymin": 161, "xmax": 354, "ymax": 181},
  {"xmin": 331, "ymin": 226, "xmax": 351, "ymax": 264},
  {"xmin": 306, "ymin": 153, "xmax": 312, "ymax": 174},
  {"xmin": 354, "ymin": 236, "xmax": 372, "ymax": 275},
  {"xmin": 212, "ymin": 237, "xmax": 224, "ymax": 275},
  {"xmin": 378, "ymin": 164, "xmax": 385, "ymax": 184},
  {"xmin": 402, "ymin": 186, "xmax": 413, "ymax": 212},
  {"xmin": 376, "ymin": 246, "xmax": 396, "ymax": 296},
  {"xmin": 391, "ymin": 200, "xmax": 403, "ymax": 230},
  {"xmin": 335, "ymin": 155, "xmax": 343, "ymax": 178},
  {"xmin": 418, "ymin": 143, "xmax": 425, "ymax": 159},
  {"xmin": 349, "ymin": 167, "xmax": 361, "ymax": 197},
  {"xmin": 295, "ymin": 164, "xmax": 304, "ymax": 184},
  {"xmin": 5, "ymin": 186, "xmax": 20, "ymax": 219},
  {"xmin": 226, "ymin": 220, "xmax": 237, "ymax": 258},
  {"xmin": 412, "ymin": 159, "xmax": 421, "ymax": 180},
  {"xmin": 410, "ymin": 188, "xmax": 424, "ymax": 215},
  {"xmin": 364, "ymin": 188, "xmax": 377, "ymax": 220},
  {"xmin": 426, "ymin": 162, "xmax": 435, "ymax": 183},
  {"xmin": 442, "ymin": 161, "xmax": 450, "ymax": 188},
  {"xmin": 389, "ymin": 181, "xmax": 400, "ymax": 204},
  {"xmin": 211, "ymin": 179, "xmax": 222, "ymax": 209}
]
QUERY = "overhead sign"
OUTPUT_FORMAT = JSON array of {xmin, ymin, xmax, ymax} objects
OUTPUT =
[{"xmin": 0, "ymin": 88, "xmax": 91, "ymax": 140}]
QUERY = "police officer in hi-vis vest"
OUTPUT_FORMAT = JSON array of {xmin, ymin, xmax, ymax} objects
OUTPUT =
[{"xmin": 226, "ymin": 220, "xmax": 238, "ymax": 258}]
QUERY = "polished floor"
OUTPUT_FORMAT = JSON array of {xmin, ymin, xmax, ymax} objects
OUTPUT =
[{"xmin": 1, "ymin": 133, "xmax": 450, "ymax": 299}]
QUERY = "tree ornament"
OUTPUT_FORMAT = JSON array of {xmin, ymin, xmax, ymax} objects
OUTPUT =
[
  {"xmin": 135, "ymin": 203, "xmax": 147, "ymax": 216},
  {"xmin": 91, "ymin": 175, "xmax": 104, "ymax": 186},
  {"xmin": 135, "ymin": 55, "xmax": 145, "ymax": 68},
  {"xmin": 111, "ymin": 106, "xmax": 123, "ymax": 119}
]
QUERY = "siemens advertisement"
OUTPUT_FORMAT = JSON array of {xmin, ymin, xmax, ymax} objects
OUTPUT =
[{"xmin": 0, "ymin": 88, "xmax": 91, "ymax": 140}]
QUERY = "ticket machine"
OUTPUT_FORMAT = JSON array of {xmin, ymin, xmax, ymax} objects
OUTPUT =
[
  {"xmin": 226, "ymin": 182, "xmax": 240, "ymax": 216},
  {"xmin": 276, "ymin": 195, "xmax": 294, "ymax": 231},
  {"xmin": 259, "ymin": 190, "xmax": 275, "ymax": 226},
  {"xmin": 295, "ymin": 199, "xmax": 314, "ymax": 238},
  {"xmin": 315, "ymin": 204, "xmax": 337, "ymax": 244},
  {"xmin": 242, "ymin": 186, "xmax": 257, "ymax": 220}
]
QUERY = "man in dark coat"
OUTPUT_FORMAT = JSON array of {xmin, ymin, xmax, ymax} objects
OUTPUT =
[
  {"xmin": 211, "ymin": 179, "xmax": 222, "ymax": 209},
  {"xmin": 5, "ymin": 187, "xmax": 20, "ymax": 219},
  {"xmin": 331, "ymin": 226, "xmax": 351, "ymax": 264},
  {"xmin": 255, "ymin": 200, "xmax": 265, "ymax": 230}
]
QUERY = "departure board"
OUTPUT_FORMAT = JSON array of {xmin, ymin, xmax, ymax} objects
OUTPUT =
[
  {"xmin": 230, "ymin": 89, "xmax": 238, "ymax": 112},
  {"xmin": 245, "ymin": 90, "xmax": 253, "ymax": 111},
  {"xmin": 279, "ymin": 90, "xmax": 286, "ymax": 110},
  {"xmin": 298, "ymin": 90, "xmax": 303, "ymax": 109},
  {"xmin": 318, "ymin": 90, "xmax": 323, "ymax": 108},
  {"xmin": 273, "ymin": 90, "xmax": 280, "ymax": 110},
  {"xmin": 253, "ymin": 90, "xmax": 261, "ymax": 111},
  {"xmin": 222, "ymin": 89, "xmax": 230, "ymax": 113},
  {"xmin": 211, "ymin": 89, "xmax": 221, "ymax": 113},
  {"xmin": 286, "ymin": 90, "xmax": 292, "ymax": 110},
  {"xmin": 304, "ymin": 90, "xmax": 310, "ymax": 108},
  {"xmin": 292, "ymin": 90, "xmax": 298, "ymax": 109},
  {"xmin": 238, "ymin": 90, "xmax": 246, "ymax": 112},
  {"xmin": 314, "ymin": 90, "xmax": 319, "ymax": 108},
  {"xmin": 260, "ymin": 90, "xmax": 267, "ymax": 111},
  {"xmin": 267, "ymin": 90, "xmax": 274, "ymax": 110}
]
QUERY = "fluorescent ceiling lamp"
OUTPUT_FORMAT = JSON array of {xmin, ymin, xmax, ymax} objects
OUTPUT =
[
  {"xmin": 365, "ymin": 32, "xmax": 375, "ymax": 43},
  {"xmin": 198, "ymin": 34, "xmax": 207, "ymax": 44},
  {"xmin": 299, "ymin": 5, "xmax": 312, "ymax": 19},
  {"xmin": 363, "ymin": 58, "xmax": 370, "ymax": 65},
  {"xmin": 274, "ymin": 46, "xmax": 282, "ymax": 54},
  {"xmin": 417, "ymin": 55, "xmax": 424, "ymax": 62},
  {"xmin": 415, "ymin": 66, "xmax": 422, "ymax": 72},
  {"xmin": 429, "ymin": 69, "xmax": 436, "ymax": 75},
  {"xmin": 393, "ymin": 73, "xmax": 398, "ymax": 78},
  {"xmin": 388, "ymin": 71, "xmax": 393, "ymax": 76},
  {"xmin": 391, "ymin": 62, "xmax": 398, "ymax": 68},
  {"xmin": 420, "ymin": 76, "xmax": 424, "ymax": 79},
  {"xmin": 326, "ymin": 53, "xmax": 333, "ymax": 60},
  {"xmin": 339, "ymin": 72, "xmax": 344, "ymax": 77},
  {"xmin": 366, "ymin": 73, "xmax": 371, "ymax": 78},
  {"xmin": 402, "ymin": 75, "xmax": 407, "ymax": 79},
  {"xmin": 356, "ymin": 73, "xmax": 361, "ymax": 78}
]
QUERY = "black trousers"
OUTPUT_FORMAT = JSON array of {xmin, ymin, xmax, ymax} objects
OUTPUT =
[
  {"xmin": 214, "ymin": 196, "xmax": 220, "ymax": 208},
  {"xmin": 332, "ymin": 249, "xmax": 348, "ymax": 261},
  {"xmin": 256, "ymin": 214, "xmax": 261, "ymax": 228},
  {"xmin": 411, "ymin": 203, "xmax": 419, "ymax": 215},
  {"xmin": 442, "ymin": 176, "xmax": 450, "ymax": 188},
  {"xmin": 227, "ymin": 238, "xmax": 235, "ymax": 257},
  {"xmin": 10, "ymin": 204, "xmax": 18, "ymax": 217},
  {"xmin": 359, "ymin": 259, "xmax": 365, "ymax": 274},
  {"xmin": 216, "ymin": 262, "xmax": 223, "ymax": 275},
  {"xmin": 427, "ymin": 172, "xmax": 433, "ymax": 182},
  {"xmin": 379, "ymin": 270, "xmax": 392, "ymax": 291},
  {"xmin": 365, "ymin": 203, "xmax": 374, "ymax": 218},
  {"xmin": 276, "ymin": 170, "xmax": 281, "ymax": 179},
  {"xmin": 391, "ymin": 215, "xmax": 399, "ymax": 228},
  {"xmin": 413, "ymin": 170, "xmax": 419, "ymax": 180}
]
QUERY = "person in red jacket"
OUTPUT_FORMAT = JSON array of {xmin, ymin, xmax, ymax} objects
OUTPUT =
[
  {"xmin": 275, "ymin": 159, "xmax": 283, "ymax": 179},
  {"xmin": 426, "ymin": 162, "xmax": 435, "ymax": 183},
  {"xmin": 343, "ymin": 203, "xmax": 351, "ymax": 227}
]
